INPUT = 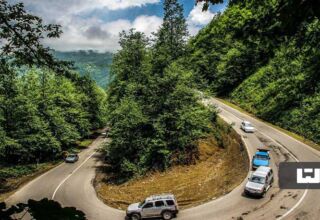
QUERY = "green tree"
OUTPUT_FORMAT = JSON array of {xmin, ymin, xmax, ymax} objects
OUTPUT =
[
  {"xmin": 0, "ymin": 0, "xmax": 70, "ymax": 72},
  {"xmin": 146, "ymin": 63, "xmax": 215, "ymax": 168},
  {"xmin": 0, "ymin": 1, "xmax": 108, "ymax": 165},
  {"xmin": 107, "ymin": 98, "xmax": 150, "ymax": 176},
  {"xmin": 0, "ymin": 67, "xmax": 60, "ymax": 163},
  {"xmin": 152, "ymin": 0, "xmax": 188, "ymax": 75},
  {"xmin": 106, "ymin": 29, "xmax": 215, "ymax": 178},
  {"xmin": 189, "ymin": 0, "xmax": 320, "ymax": 144},
  {"xmin": 107, "ymin": 30, "xmax": 150, "ymax": 112},
  {"xmin": 72, "ymin": 74, "xmax": 107, "ymax": 130}
]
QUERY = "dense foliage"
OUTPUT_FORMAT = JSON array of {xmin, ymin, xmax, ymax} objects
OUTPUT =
[
  {"xmin": 189, "ymin": 0, "xmax": 320, "ymax": 143},
  {"xmin": 105, "ymin": 0, "xmax": 216, "ymax": 178},
  {"xmin": 0, "ymin": 1, "xmax": 107, "ymax": 165},
  {"xmin": 54, "ymin": 50, "xmax": 113, "ymax": 88},
  {"xmin": 0, "ymin": 68, "xmax": 107, "ymax": 164},
  {"xmin": 0, "ymin": 0, "xmax": 70, "ymax": 73}
]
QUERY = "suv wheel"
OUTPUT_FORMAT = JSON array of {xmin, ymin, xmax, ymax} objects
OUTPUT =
[
  {"xmin": 162, "ymin": 211, "xmax": 173, "ymax": 220},
  {"xmin": 131, "ymin": 213, "xmax": 140, "ymax": 220}
]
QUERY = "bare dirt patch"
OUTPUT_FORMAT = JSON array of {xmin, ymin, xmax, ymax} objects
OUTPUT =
[{"xmin": 94, "ymin": 125, "xmax": 249, "ymax": 210}]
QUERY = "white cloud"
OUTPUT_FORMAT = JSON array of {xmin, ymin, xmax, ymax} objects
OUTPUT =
[
  {"xmin": 102, "ymin": 0, "xmax": 160, "ymax": 11},
  {"xmin": 187, "ymin": 2, "xmax": 216, "ymax": 35},
  {"xmin": 10, "ymin": 1, "xmax": 216, "ymax": 51},
  {"xmin": 44, "ymin": 15, "xmax": 162, "ymax": 52},
  {"xmin": 132, "ymin": 15, "xmax": 162, "ymax": 35},
  {"xmin": 9, "ymin": 0, "xmax": 162, "ymax": 52},
  {"xmin": 16, "ymin": 0, "xmax": 160, "ymax": 19}
]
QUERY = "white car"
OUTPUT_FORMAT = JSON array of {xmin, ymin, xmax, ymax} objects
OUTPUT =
[
  {"xmin": 244, "ymin": 166, "xmax": 274, "ymax": 197},
  {"xmin": 241, "ymin": 121, "xmax": 255, "ymax": 133}
]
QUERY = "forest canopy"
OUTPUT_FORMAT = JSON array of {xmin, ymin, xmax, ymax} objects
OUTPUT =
[
  {"xmin": 105, "ymin": 0, "xmax": 216, "ymax": 178},
  {"xmin": 189, "ymin": 0, "xmax": 320, "ymax": 143},
  {"xmin": 0, "ymin": 0, "xmax": 108, "ymax": 164}
]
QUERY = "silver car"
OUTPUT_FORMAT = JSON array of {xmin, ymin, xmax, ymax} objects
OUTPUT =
[
  {"xmin": 241, "ymin": 121, "xmax": 255, "ymax": 133},
  {"xmin": 244, "ymin": 166, "xmax": 274, "ymax": 197},
  {"xmin": 65, "ymin": 154, "xmax": 79, "ymax": 163},
  {"xmin": 126, "ymin": 194, "xmax": 179, "ymax": 220}
]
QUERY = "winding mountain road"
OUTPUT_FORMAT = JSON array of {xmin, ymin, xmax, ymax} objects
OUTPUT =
[{"xmin": 6, "ymin": 98, "xmax": 320, "ymax": 220}]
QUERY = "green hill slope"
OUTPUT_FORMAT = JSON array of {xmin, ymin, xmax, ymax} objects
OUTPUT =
[
  {"xmin": 189, "ymin": 0, "xmax": 320, "ymax": 143},
  {"xmin": 54, "ymin": 50, "xmax": 113, "ymax": 88}
]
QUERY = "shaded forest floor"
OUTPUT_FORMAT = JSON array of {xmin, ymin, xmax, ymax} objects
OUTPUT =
[{"xmin": 94, "ymin": 120, "xmax": 249, "ymax": 210}]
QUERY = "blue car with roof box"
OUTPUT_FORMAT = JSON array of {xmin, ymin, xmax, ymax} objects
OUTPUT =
[{"xmin": 252, "ymin": 148, "xmax": 270, "ymax": 169}]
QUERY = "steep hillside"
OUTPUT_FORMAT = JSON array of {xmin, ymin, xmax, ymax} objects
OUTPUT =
[
  {"xmin": 189, "ymin": 0, "xmax": 320, "ymax": 143},
  {"xmin": 231, "ymin": 20, "xmax": 320, "ymax": 143},
  {"xmin": 54, "ymin": 50, "xmax": 113, "ymax": 88}
]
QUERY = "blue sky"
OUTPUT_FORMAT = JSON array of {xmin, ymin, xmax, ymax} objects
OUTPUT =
[
  {"xmin": 81, "ymin": 1, "xmax": 227, "ymax": 23},
  {"xmin": 11, "ymin": 0, "xmax": 227, "ymax": 52}
]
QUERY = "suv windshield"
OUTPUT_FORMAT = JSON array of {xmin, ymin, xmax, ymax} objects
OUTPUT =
[
  {"xmin": 255, "ymin": 155, "xmax": 268, "ymax": 160},
  {"xmin": 250, "ymin": 175, "xmax": 265, "ymax": 184},
  {"xmin": 138, "ymin": 200, "xmax": 145, "ymax": 208}
]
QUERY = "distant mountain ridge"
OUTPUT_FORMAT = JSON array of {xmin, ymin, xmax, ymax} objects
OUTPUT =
[{"xmin": 53, "ymin": 50, "xmax": 113, "ymax": 88}]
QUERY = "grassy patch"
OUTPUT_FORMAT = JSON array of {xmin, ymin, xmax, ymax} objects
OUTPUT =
[
  {"xmin": 217, "ymin": 98, "xmax": 320, "ymax": 151},
  {"xmin": 76, "ymin": 139, "xmax": 94, "ymax": 149},
  {"xmin": 94, "ymin": 122, "xmax": 249, "ymax": 210},
  {"xmin": 67, "ymin": 137, "xmax": 96, "ymax": 154}
]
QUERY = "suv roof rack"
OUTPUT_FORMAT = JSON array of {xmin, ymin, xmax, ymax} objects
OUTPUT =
[{"xmin": 146, "ymin": 194, "xmax": 175, "ymax": 202}]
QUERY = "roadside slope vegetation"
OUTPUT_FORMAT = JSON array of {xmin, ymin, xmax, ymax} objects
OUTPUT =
[
  {"xmin": 0, "ymin": 0, "xmax": 107, "ymax": 194},
  {"xmin": 97, "ymin": 120, "xmax": 248, "ymax": 210},
  {"xmin": 189, "ymin": 0, "xmax": 320, "ymax": 144}
]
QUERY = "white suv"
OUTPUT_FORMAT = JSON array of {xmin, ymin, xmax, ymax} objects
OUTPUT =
[
  {"xmin": 126, "ymin": 194, "xmax": 179, "ymax": 220},
  {"xmin": 244, "ymin": 166, "xmax": 274, "ymax": 197}
]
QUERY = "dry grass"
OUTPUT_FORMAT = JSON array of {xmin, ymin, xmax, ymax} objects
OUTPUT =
[{"xmin": 95, "ymin": 128, "xmax": 249, "ymax": 210}]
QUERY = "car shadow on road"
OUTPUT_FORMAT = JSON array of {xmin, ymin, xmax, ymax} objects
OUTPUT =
[
  {"xmin": 241, "ymin": 192, "xmax": 263, "ymax": 200},
  {"xmin": 0, "ymin": 198, "xmax": 86, "ymax": 220},
  {"xmin": 125, "ymin": 218, "xmax": 173, "ymax": 220}
]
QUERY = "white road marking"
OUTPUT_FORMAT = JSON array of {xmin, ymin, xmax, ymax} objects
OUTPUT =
[
  {"xmin": 277, "ymin": 189, "xmax": 308, "ymax": 220},
  {"xmin": 258, "ymin": 131, "xmax": 308, "ymax": 220},
  {"xmin": 52, "ymin": 151, "xmax": 97, "ymax": 200},
  {"xmin": 214, "ymin": 98, "xmax": 320, "ymax": 157},
  {"xmin": 211, "ymin": 99, "xmax": 309, "ymax": 220}
]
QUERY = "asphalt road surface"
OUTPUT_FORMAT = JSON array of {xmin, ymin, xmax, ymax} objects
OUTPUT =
[{"xmin": 6, "ymin": 98, "xmax": 320, "ymax": 220}]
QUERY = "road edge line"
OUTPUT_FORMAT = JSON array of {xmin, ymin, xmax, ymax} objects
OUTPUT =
[
  {"xmin": 214, "ymin": 98, "xmax": 308, "ymax": 220},
  {"xmin": 52, "ymin": 151, "xmax": 97, "ymax": 200},
  {"xmin": 214, "ymin": 98, "xmax": 320, "ymax": 157}
]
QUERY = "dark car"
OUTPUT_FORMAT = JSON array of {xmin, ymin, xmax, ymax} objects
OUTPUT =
[{"xmin": 65, "ymin": 154, "xmax": 79, "ymax": 163}]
